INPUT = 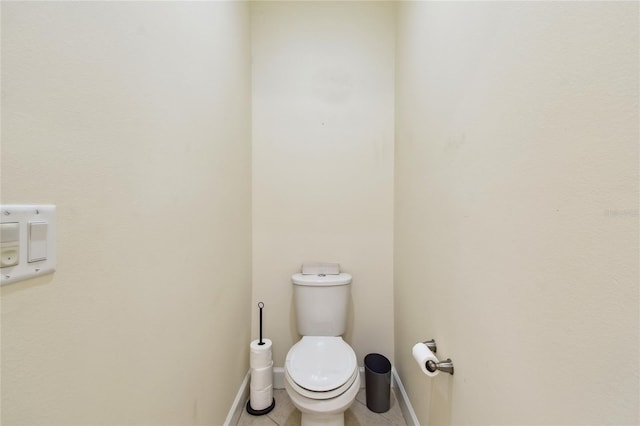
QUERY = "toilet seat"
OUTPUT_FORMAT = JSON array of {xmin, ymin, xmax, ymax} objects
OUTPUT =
[
  {"xmin": 285, "ymin": 364, "xmax": 358, "ymax": 400},
  {"xmin": 285, "ymin": 336, "xmax": 357, "ymax": 397}
]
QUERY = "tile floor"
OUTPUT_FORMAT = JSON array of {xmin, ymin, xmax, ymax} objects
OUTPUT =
[{"xmin": 237, "ymin": 388, "xmax": 407, "ymax": 426}]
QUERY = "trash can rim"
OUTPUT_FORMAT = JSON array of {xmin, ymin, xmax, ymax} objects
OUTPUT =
[{"xmin": 364, "ymin": 353, "xmax": 391, "ymax": 374}]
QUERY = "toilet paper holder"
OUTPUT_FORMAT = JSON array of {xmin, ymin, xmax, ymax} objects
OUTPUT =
[
  {"xmin": 422, "ymin": 339, "xmax": 437, "ymax": 353},
  {"xmin": 422, "ymin": 339, "xmax": 454, "ymax": 375}
]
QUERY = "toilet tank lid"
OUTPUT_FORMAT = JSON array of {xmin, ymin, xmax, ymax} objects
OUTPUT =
[{"xmin": 292, "ymin": 273, "xmax": 352, "ymax": 286}]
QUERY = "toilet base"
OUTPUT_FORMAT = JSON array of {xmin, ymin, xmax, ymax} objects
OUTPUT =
[
  {"xmin": 301, "ymin": 412, "xmax": 344, "ymax": 426},
  {"xmin": 286, "ymin": 373, "xmax": 359, "ymax": 426}
]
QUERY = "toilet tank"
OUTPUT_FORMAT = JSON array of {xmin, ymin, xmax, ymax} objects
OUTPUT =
[{"xmin": 291, "ymin": 273, "xmax": 352, "ymax": 336}]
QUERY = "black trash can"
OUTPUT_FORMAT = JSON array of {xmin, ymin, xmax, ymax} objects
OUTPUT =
[{"xmin": 364, "ymin": 353, "xmax": 392, "ymax": 413}]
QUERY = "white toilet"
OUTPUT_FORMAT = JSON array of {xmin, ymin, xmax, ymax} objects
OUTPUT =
[{"xmin": 284, "ymin": 272, "xmax": 360, "ymax": 426}]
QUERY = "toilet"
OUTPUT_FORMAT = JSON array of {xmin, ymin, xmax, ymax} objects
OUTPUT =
[{"xmin": 284, "ymin": 272, "xmax": 360, "ymax": 426}]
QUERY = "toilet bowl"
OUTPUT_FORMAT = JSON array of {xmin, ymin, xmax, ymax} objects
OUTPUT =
[{"xmin": 285, "ymin": 336, "xmax": 360, "ymax": 426}]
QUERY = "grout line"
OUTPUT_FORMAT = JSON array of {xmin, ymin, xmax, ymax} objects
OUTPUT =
[{"xmin": 265, "ymin": 415, "xmax": 279, "ymax": 426}]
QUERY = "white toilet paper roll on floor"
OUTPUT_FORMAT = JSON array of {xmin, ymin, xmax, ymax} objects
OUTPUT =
[
  {"xmin": 412, "ymin": 342, "xmax": 439, "ymax": 377},
  {"xmin": 250, "ymin": 362, "xmax": 274, "ymax": 390},
  {"xmin": 250, "ymin": 385, "xmax": 273, "ymax": 411},
  {"xmin": 250, "ymin": 339, "xmax": 273, "ymax": 368}
]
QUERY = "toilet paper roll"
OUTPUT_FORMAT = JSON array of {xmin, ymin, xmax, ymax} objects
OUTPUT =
[
  {"xmin": 250, "ymin": 339, "xmax": 273, "ymax": 368},
  {"xmin": 250, "ymin": 348, "xmax": 272, "ymax": 368},
  {"xmin": 250, "ymin": 385, "xmax": 273, "ymax": 411},
  {"xmin": 250, "ymin": 362, "xmax": 274, "ymax": 390},
  {"xmin": 250, "ymin": 350, "xmax": 272, "ymax": 369},
  {"xmin": 412, "ymin": 342, "xmax": 439, "ymax": 377}
]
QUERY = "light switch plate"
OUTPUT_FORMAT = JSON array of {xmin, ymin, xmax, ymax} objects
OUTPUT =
[{"xmin": 1, "ymin": 205, "xmax": 56, "ymax": 285}]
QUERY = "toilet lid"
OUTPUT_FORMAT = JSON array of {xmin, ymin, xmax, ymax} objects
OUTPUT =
[{"xmin": 285, "ymin": 336, "xmax": 357, "ymax": 392}]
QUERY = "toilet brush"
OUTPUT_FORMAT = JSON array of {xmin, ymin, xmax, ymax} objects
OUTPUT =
[{"xmin": 246, "ymin": 302, "xmax": 276, "ymax": 416}]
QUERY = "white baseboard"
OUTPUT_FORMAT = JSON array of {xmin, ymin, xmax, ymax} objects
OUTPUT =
[
  {"xmin": 392, "ymin": 367, "xmax": 420, "ymax": 426},
  {"xmin": 223, "ymin": 371, "xmax": 250, "ymax": 426},
  {"xmin": 273, "ymin": 367, "xmax": 285, "ymax": 389},
  {"xmin": 358, "ymin": 366, "xmax": 365, "ymax": 388},
  {"xmin": 226, "ymin": 366, "xmax": 419, "ymax": 426}
]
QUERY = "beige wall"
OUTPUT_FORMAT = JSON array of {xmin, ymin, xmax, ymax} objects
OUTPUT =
[
  {"xmin": 4, "ymin": 2, "xmax": 638, "ymax": 425},
  {"xmin": 251, "ymin": 1, "xmax": 395, "ymax": 366},
  {"xmin": 0, "ymin": 2, "xmax": 251, "ymax": 425},
  {"xmin": 394, "ymin": 2, "xmax": 639, "ymax": 425}
]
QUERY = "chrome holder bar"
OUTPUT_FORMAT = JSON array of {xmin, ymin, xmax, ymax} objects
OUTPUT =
[{"xmin": 426, "ymin": 358, "xmax": 454, "ymax": 375}]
